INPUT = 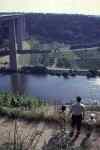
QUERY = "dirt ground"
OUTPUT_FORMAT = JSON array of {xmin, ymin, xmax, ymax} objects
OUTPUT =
[
  {"xmin": 0, "ymin": 105, "xmax": 100, "ymax": 150},
  {"xmin": 0, "ymin": 118, "xmax": 58, "ymax": 150},
  {"xmin": 0, "ymin": 116, "xmax": 100, "ymax": 150}
]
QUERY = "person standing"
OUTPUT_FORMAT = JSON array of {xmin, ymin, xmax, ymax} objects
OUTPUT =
[
  {"xmin": 69, "ymin": 96, "xmax": 85, "ymax": 137},
  {"xmin": 86, "ymin": 113, "xmax": 96, "ymax": 137},
  {"xmin": 59, "ymin": 105, "xmax": 66, "ymax": 131}
]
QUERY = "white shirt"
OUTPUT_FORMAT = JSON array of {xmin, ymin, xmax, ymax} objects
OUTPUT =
[
  {"xmin": 87, "ymin": 118, "xmax": 96, "ymax": 125},
  {"xmin": 70, "ymin": 102, "xmax": 85, "ymax": 115}
]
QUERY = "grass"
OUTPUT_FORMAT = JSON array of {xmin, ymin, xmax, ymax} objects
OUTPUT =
[
  {"xmin": 0, "ymin": 119, "xmax": 86, "ymax": 150},
  {"xmin": 0, "ymin": 92, "xmax": 47, "ymax": 109},
  {"xmin": 0, "ymin": 119, "xmax": 45, "ymax": 150},
  {"xmin": 63, "ymin": 51, "xmax": 79, "ymax": 60},
  {"xmin": 0, "ymin": 92, "xmax": 61, "ymax": 123},
  {"xmin": 0, "ymin": 106, "xmax": 63, "ymax": 124},
  {"xmin": 1, "ymin": 92, "xmax": 100, "ymax": 130},
  {"xmin": 0, "ymin": 92, "xmax": 100, "ymax": 149}
]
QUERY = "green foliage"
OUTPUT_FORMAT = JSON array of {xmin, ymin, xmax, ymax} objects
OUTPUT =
[
  {"xmin": 63, "ymin": 52, "xmax": 79, "ymax": 60},
  {"xmin": 0, "ymin": 92, "xmax": 46, "ymax": 109},
  {"xmin": 26, "ymin": 14, "xmax": 100, "ymax": 47},
  {"xmin": 57, "ymin": 57, "xmax": 71, "ymax": 68}
]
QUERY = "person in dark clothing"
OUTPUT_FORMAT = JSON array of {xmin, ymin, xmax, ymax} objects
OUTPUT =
[
  {"xmin": 69, "ymin": 96, "xmax": 85, "ymax": 137},
  {"xmin": 61, "ymin": 105, "xmax": 66, "ymax": 112},
  {"xmin": 59, "ymin": 105, "xmax": 66, "ymax": 131}
]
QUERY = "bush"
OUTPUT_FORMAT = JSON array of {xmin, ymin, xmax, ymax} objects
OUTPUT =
[{"xmin": 0, "ymin": 92, "xmax": 46, "ymax": 110}]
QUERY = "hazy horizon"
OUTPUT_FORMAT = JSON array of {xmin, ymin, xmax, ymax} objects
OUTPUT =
[{"xmin": 0, "ymin": 0, "xmax": 100, "ymax": 16}]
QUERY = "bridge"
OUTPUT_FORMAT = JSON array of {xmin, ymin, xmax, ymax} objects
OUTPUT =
[
  {"xmin": 0, "ymin": 49, "xmax": 51, "ymax": 56},
  {"xmin": 0, "ymin": 13, "xmax": 51, "ymax": 71},
  {"xmin": 0, "ymin": 13, "xmax": 100, "ymax": 71}
]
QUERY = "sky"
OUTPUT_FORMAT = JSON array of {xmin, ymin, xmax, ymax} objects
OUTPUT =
[{"xmin": 0, "ymin": 0, "xmax": 100, "ymax": 16}]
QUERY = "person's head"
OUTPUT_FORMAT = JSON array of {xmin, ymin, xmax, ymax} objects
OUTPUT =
[
  {"xmin": 76, "ymin": 96, "xmax": 82, "ymax": 103},
  {"xmin": 61, "ymin": 105, "xmax": 66, "ymax": 112},
  {"xmin": 90, "ymin": 113, "xmax": 96, "ymax": 120}
]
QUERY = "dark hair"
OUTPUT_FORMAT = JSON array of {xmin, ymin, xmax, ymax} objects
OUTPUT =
[
  {"xmin": 76, "ymin": 96, "xmax": 82, "ymax": 102},
  {"xmin": 61, "ymin": 105, "xmax": 66, "ymax": 112}
]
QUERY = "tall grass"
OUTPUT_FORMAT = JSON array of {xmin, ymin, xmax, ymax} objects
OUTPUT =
[
  {"xmin": 0, "ymin": 119, "xmax": 45, "ymax": 150},
  {"xmin": 0, "ymin": 92, "xmax": 47, "ymax": 109},
  {"xmin": 0, "ymin": 119, "xmax": 89, "ymax": 150}
]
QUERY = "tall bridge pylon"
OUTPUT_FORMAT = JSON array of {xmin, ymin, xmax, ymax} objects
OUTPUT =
[{"xmin": 0, "ymin": 14, "xmax": 26, "ymax": 71}]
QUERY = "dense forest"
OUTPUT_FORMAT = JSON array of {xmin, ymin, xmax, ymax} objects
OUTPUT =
[
  {"xmin": 25, "ymin": 13, "xmax": 100, "ymax": 48},
  {"xmin": 0, "ymin": 13, "xmax": 100, "ymax": 48},
  {"xmin": 0, "ymin": 20, "xmax": 9, "ymax": 47}
]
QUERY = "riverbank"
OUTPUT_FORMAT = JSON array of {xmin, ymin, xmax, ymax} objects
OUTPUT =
[
  {"xmin": 0, "ymin": 92, "xmax": 100, "ymax": 126},
  {"xmin": 0, "ymin": 92, "xmax": 63, "ymax": 124},
  {"xmin": 0, "ymin": 93, "xmax": 100, "ymax": 149},
  {"xmin": 0, "ymin": 66, "xmax": 100, "ymax": 77},
  {"xmin": 0, "ymin": 106, "xmax": 100, "ymax": 150}
]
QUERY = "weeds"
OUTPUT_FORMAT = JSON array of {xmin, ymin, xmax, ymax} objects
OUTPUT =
[{"xmin": 0, "ymin": 119, "xmax": 45, "ymax": 150}]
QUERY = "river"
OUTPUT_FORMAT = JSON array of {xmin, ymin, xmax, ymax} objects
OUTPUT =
[{"xmin": 0, "ymin": 73, "xmax": 100, "ymax": 104}]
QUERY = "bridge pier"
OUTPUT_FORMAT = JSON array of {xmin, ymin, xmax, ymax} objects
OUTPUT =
[
  {"xmin": 16, "ymin": 16, "xmax": 25, "ymax": 50},
  {"xmin": 9, "ymin": 19, "xmax": 17, "ymax": 71},
  {"xmin": 9, "ymin": 16, "xmax": 25, "ymax": 71}
]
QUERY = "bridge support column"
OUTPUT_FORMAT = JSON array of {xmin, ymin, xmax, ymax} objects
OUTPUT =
[
  {"xmin": 9, "ymin": 19, "xmax": 17, "ymax": 71},
  {"xmin": 16, "ymin": 16, "xmax": 26, "ymax": 68},
  {"xmin": 16, "ymin": 16, "xmax": 25, "ymax": 50}
]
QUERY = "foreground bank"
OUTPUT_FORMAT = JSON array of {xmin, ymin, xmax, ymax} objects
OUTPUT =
[
  {"xmin": 0, "ymin": 92, "xmax": 62, "ymax": 123},
  {"xmin": 0, "ymin": 92, "xmax": 100, "ymax": 125},
  {"xmin": 0, "ymin": 92, "xmax": 100, "ymax": 150}
]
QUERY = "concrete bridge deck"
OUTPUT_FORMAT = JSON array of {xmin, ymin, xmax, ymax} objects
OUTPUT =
[{"xmin": 0, "ymin": 49, "xmax": 51, "ymax": 56}]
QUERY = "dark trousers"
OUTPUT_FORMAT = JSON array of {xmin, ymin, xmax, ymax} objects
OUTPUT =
[{"xmin": 71, "ymin": 115, "xmax": 82, "ymax": 131}]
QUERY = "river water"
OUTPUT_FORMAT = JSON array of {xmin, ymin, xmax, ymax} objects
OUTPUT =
[{"xmin": 0, "ymin": 73, "xmax": 100, "ymax": 104}]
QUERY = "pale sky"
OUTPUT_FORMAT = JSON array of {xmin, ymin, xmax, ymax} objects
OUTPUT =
[{"xmin": 0, "ymin": 0, "xmax": 100, "ymax": 15}]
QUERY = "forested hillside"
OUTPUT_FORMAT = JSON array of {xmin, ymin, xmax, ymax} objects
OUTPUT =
[
  {"xmin": 0, "ymin": 13, "xmax": 100, "ymax": 48},
  {"xmin": 26, "ymin": 13, "xmax": 100, "ymax": 48}
]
